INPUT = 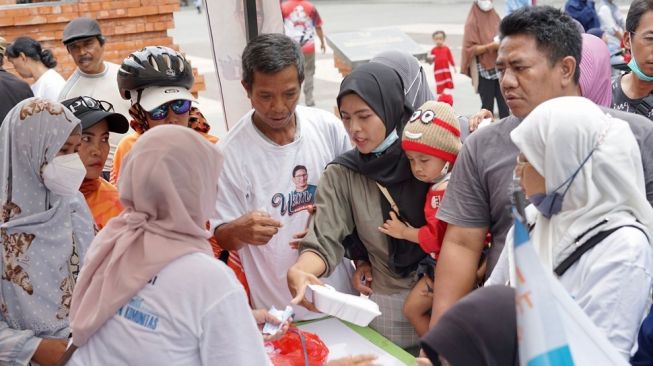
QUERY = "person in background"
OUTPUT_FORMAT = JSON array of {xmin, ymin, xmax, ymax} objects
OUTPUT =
[
  {"xmin": 0, "ymin": 36, "xmax": 33, "ymax": 124},
  {"xmin": 62, "ymin": 96, "xmax": 129, "ymax": 229},
  {"xmin": 370, "ymin": 50, "xmax": 434, "ymax": 108},
  {"xmin": 612, "ymin": 0, "xmax": 653, "ymax": 120},
  {"xmin": 0, "ymin": 97, "xmax": 95, "ymax": 366},
  {"xmin": 597, "ymin": 0, "xmax": 626, "ymax": 63},
  {"xmin": 59, "ymin": 17, "xmax": 131, "ymax": 177},
  {"xmin": 579, "ymin": 33, "xmax": 613, "ymax": 107},
  {"xmin": 506, "ymin": 0, "xmax": 531, "ymax": 15},
  {"xmin": 282, "ymin": 0, "xmax": 326, "ymax": 107},
  {"xmin": 428, "ymin": 31, "xmax": 456, "ymax": 97},
  {"xmin": 565, "ymin": 0, "xmax": 601, "ymax": 31},
  {"xmin": 461, "ymin": 0, "xmax": 509, "ymax": 119},
  {"xmin": 6, "ymin": 36, "xmax": 66, "ymax": 101}
]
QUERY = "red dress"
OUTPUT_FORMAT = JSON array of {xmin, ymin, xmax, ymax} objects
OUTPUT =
[{"xmin": 431, "ymin": 45, "xmax": 455, "ymax": 94}]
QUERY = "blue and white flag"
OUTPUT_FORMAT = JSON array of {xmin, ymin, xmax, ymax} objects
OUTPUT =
[{"xmin": 512, "ymin": 212, "xmax": 628, "ymax": 366}]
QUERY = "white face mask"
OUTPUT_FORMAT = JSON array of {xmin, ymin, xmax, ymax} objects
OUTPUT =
[
  {"xmin": 42, "ymin": 153, "xmax": 87, "ymax": 197},
  {"xmin": 477, "ymin": 0, "xmax": 494, "ymax": 11}
]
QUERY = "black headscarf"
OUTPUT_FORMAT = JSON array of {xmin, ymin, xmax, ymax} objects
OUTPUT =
[
  {"xmin": 333, "ymin": 62, "xmax": 429, "ymax": 276},
  {"xmin": 421, "ymin": 286, "xmax": 519, "ymax": 366}
]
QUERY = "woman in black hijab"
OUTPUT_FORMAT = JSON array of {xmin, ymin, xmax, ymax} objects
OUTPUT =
[
  {"xmin": 288, "ymin": 62, "xmax": 430, "ymax": 349},
  {"xmin": 420, "ymin": 285, "xmax": 519, "ymax": 366}
]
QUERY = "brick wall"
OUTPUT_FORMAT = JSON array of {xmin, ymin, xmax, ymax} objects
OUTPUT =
[{"xmin": 0, "ymin": 0, "xmax": 205, "ymax": 96}]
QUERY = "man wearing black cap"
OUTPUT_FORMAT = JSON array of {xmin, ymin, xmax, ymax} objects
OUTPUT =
[
  {"xmin": 62, "ymin": 96, "xmax": 129, "ymax": 229},
  {"xmin": 58, "ymin": 17, "xmax": 131, "ymax": 178},
  {"xmin": 0, "ymin": 36, "xmax": 33, "ymax": 123}
]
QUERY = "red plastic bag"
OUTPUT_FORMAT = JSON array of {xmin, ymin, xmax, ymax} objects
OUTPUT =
[{"xmin": 267, "ymin": 327, "xmax": 329, "ymax": 366}]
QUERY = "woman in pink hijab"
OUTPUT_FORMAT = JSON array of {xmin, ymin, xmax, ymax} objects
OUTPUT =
[
  {"xmin": 65, "ymin": 125, "xmax": 271, "ymax": 365},
  {"xmin": 579, "ymin": 33, "xmax": 613, "ymax": 107}
]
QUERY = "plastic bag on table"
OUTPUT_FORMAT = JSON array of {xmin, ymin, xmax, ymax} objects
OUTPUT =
[{"xmin": 267, "ymin": 327, "xmax": 329, "ymax": 366}]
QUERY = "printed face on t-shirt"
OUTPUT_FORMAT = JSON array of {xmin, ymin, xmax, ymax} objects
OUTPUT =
[{"xmin": 292, "ymin": 168, "xmax": 309, "ymax": 192}]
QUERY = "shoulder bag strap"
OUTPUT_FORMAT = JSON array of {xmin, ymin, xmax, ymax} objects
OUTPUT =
[
  {"xmin": 554, "ymin": 225, "xmax": 645, "ymax": 277},
  {"xmin": 375, "ymin": 182, "xmax": 400, "ymax": 215}
]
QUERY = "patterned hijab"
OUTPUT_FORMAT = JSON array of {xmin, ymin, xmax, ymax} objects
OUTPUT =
[{"xmin": 0, "ymin": 97, "xmax": 95, "ymax": 336}]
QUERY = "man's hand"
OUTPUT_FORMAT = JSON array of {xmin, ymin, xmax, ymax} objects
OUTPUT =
[
  {"xmin": 288, "ymin": 266, "xmax": 323, "ymax": 312},
  {"xmin": 215, "ymin": 211, "xmax": 282, "ymax": 249},
  {"xmin": 378, "ymin": 211, "xmax": 409, "ymax": 240},
  {"xmin": 32, "ymin": 338, "xmax": 67, "ymax": 366},
  {"xmin": 351, "ymin": 261, "xmax": 373, "ymax": 296},
  {"xmin": 321, "ymin": 42, "xmax": 326, "ymax": 54},
  {"xmin": 251, "ymin": 309, "xmax": 291, "ymax": 342},
  {"xmin": 468, "ymin": 109, "xmax": 493, "ymax": 132},
  {"xmin": 326, "ymin": 354, "xmax": 379, "ymax": 366}
]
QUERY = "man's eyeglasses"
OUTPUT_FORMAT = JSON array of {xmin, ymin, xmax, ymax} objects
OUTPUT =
[
  {"xmin": 631, "ymin": 31, "xmax": 653, "ymax": 47},
  {"xmin": 67, "ymin": 96, "xmax": 114, "ymax": 114},
  {"xmin": 147, "ymin": 100, "xmax": 192, "ymax": 121}
]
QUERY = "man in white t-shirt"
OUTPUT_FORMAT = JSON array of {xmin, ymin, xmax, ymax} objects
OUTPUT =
[
  {"xmin": 58, "ymin": 17, "xmax": 131, "ymax": 176},
  {"xmin": 211, "ymin": 34, "xmax": 354, "ymax": 320}
]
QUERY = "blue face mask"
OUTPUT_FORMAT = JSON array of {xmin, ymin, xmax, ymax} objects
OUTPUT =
[
  {"xmin": 528, "ymin": 148, "xmax": 596, "ymax": 218},
  {"xmin": 628, "ymin": 42, "xmax": 653, "ymax": 82},
  {"xmin": 372, "ymin": 129, "xmax": 399, "ymax": 155}
]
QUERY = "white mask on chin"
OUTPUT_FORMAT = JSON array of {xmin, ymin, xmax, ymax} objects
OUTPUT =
[
  {"xmin": 477, "ymin": 0, "xmax": 494, "ymax": 11},
  {"xmin": 42, "ymin": 153, "xmax": 87, "ymax": 197}
]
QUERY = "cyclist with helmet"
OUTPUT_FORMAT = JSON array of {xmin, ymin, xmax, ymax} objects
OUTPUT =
[{"xmin": 110, "ymin": 45, "xmax": 217, "ymax": 185}]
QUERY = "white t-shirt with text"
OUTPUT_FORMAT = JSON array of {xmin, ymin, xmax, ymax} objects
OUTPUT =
[
  {"xmin": 69, "ymin": 253, "xmax": 270, "ymax": 366},
  {"xmin": 211, "ymin": 106, "xmax": 355, "ymax": 320}
]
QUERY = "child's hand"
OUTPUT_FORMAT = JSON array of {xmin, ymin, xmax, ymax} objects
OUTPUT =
[{"xmin": 378, "ymin": 211, "xmax": 408, "ymax": 239}]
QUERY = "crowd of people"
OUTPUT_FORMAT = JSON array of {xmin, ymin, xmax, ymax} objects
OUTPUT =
[{"xmin": 1, "ymin": 0, "xmax": 653, "ymax": 365}]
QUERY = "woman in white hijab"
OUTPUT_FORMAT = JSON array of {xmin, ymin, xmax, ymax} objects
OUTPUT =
[{"xmin": 493, "ymin": 96, "xmax": 653, "ymax": 359}]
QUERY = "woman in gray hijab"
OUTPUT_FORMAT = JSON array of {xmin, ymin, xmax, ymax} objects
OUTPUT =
[
  {"xmin": 371, "ymin": 50, "xmax": 434, "ymax": 109},
  {"xmin": 370, "ymin": 51, "xmax": 471, "ymax": 143}
]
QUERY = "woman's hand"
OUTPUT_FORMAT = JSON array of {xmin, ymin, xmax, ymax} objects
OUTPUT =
[
  {"xmin": 288, "ymin": 266, "xmax": 323, "ymax": 312},
  {"xmin": 252, "ymin": 309, "xmax": 291, "ymax": 342},
  {"xmin": 378, "ymin": 211, "xmax": 409, "ymax": 239},
  {"xmin": 326, "ymin": 354, "xmax": 379, "ymax": 366},
  {"xmin": 351, "ymin": 261, "xmax": 373, "ymax": 296},
  {"xmin": 32, "ymin": 338, "xmax": 67, "ymax": 366}
]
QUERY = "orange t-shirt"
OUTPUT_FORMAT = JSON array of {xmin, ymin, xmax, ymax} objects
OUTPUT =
[
  {"xmin": 80, "ymin": 178, "xmax": 123, "ymax": 230},
  {"xmin": 110, "ymin": 131, "xmax": 219, "ymax": 185}
]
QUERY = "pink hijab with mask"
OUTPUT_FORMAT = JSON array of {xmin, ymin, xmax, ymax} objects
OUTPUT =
[
  {"xmin": 69, "ymin": 125, "xmax": 224, "ymax": 347},
  {"xmin": 579, "ymin": 33, "xmax": 612, "ymax": 107}
]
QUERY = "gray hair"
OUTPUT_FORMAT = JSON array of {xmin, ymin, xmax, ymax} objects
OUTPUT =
[{"xmin": 241, "ymin": 33, "xmax": 304, "ymax": 86}]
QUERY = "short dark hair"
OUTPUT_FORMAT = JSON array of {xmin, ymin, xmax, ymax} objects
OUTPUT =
[
  {"xmin": 500, "ymin": 6, "xmax": 582, "ymax": 84},
  {"xmin": 432, "ymin": 30, "xmax": 446, "ymax": 39},
  {"xmin": 626, "ymin": 0, "xmax": 653, "ymax": 33},
  {"xmin": 241, "ymin": 33, "xmax": 304, "ymax": 86},
  {"xmin": 292, "ymin": 165, "xmax": 307, "ymax": 177},
  {"xmin": 7, "ymin": 36, "xmax": 57, "ymax": 69}
]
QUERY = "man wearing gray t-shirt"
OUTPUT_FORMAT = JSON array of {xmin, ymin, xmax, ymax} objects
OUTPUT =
[{"xmin": 431, "ymin": 6, "xmax": 653, "ymax": 329}]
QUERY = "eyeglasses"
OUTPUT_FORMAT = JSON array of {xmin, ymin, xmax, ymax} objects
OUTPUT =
[
  {"xmin": 631, "ymin": 31, "xmax": 653, "ymax": 47},
  {"xmin": 67, "ymin": 96, "xmax": 114, "ymax": 114},
  {"xmin": 147, "ymin": 100, "xmax": 192, "ymax": 121}
]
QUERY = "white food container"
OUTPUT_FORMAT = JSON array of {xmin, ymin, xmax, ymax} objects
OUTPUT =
[{"xmin": 308, "ymin": 284, "xmax": 382, "ymax": 327}]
